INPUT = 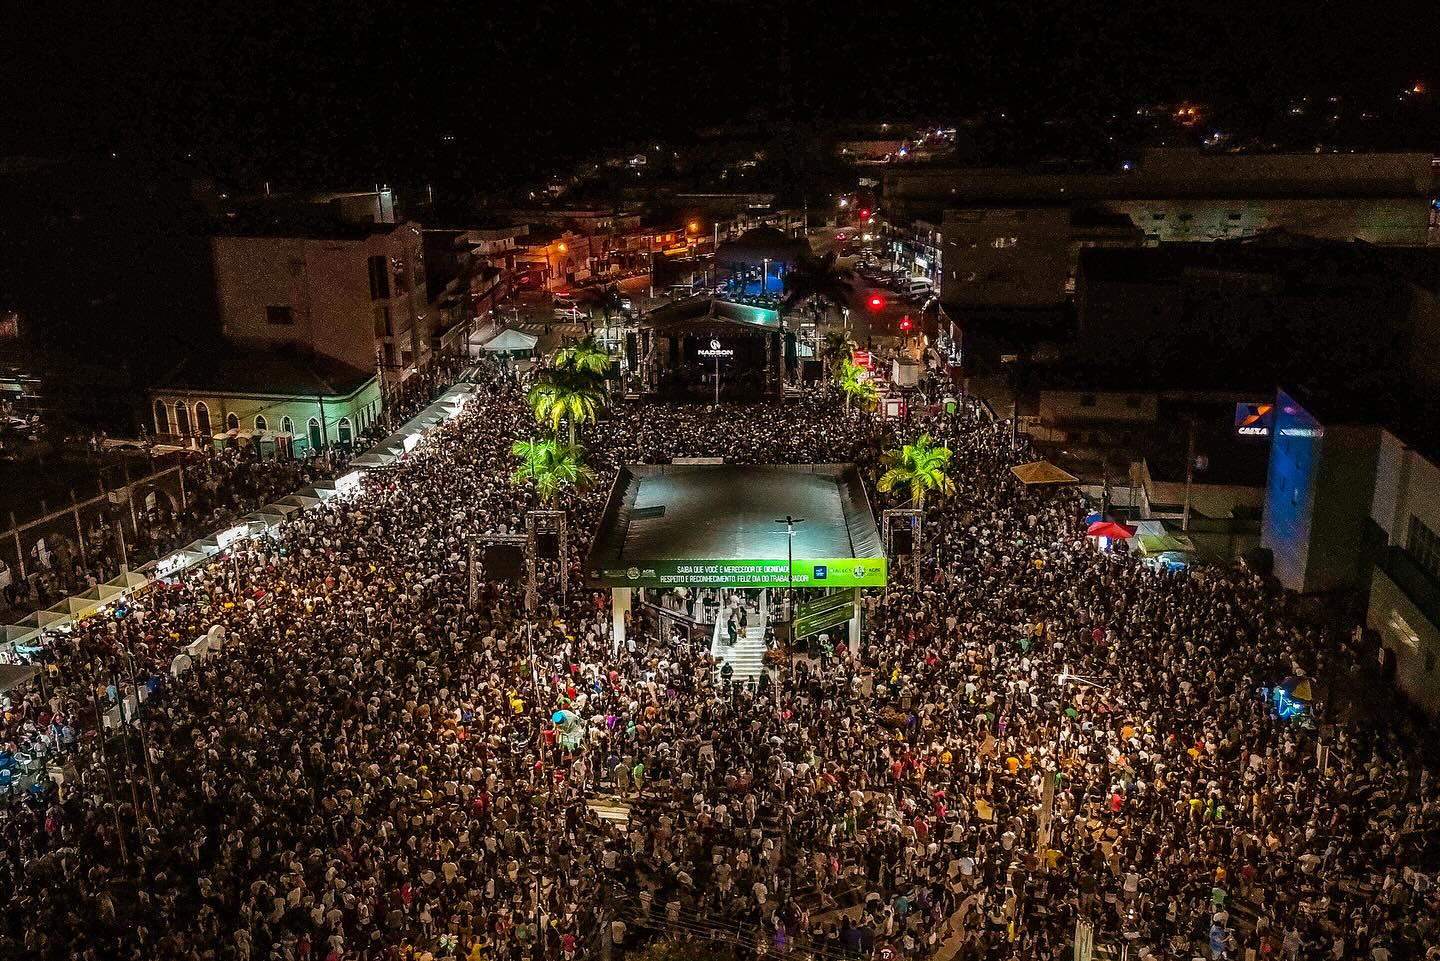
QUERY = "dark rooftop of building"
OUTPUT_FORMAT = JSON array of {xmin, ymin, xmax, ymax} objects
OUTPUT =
[
  {"xmin": 156, "ymin": 349, "xmax": 374, "ymax": 397},
  {"xmin": 1078, "ymin": 233, "xmax": 1440, "ymax": 294}
]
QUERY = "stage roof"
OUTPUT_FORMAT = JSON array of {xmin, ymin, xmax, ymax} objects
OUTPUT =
[
  {"xmin": 587, "ymin": 464, "xmax": 886, "ymax": 588},
  {"xmin": 644, "ymin": 296, "xmax": 782, "ymax": 334}
]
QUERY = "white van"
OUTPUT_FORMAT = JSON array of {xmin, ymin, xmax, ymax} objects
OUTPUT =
[{"xmin": 903, "ymin": 277, "xmax": 934, "ymax": 296}]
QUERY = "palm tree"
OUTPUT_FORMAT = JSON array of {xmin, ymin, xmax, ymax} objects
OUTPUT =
[
  {"xmin": 878, "ymin": 433, "xmax": 957, "ymax": 507},
  {"xmin": 511, "ymin": 438, "xmax": 598, "ymax": 504},
  {"xmin": 820, "ymin": 329, "xmax": 858, "ymax": 380},
  {"xmin": 836, "ymin": 358, "xmax": 879, "ymax": 413},
  {"xmin": 526, "ymin": 366, "xmax": 605, "ymax": 445},
  {"xmin": 782, "ymin": 251, "xmax": 855, "ymax": 319},
  {"xmin": 553, "ymin": 335, "xmax": 610, "ymax": 380},
  {"xmin": 588, "ymin": 284, "xmax": 624, "ymax": 347}
]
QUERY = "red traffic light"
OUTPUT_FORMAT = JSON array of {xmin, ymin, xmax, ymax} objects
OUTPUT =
[
  {"xmin": 867, "ymin": 294, "xmax": 885, "ymax": 310},
  {"xmin": 899, "ymin": 315, "xmax": 913, "ymax": 331},
  {"xmin": 859, "ymin": 208, "xmax": 871, "ymax": 219}
]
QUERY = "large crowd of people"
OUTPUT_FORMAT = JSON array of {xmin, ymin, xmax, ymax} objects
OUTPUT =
[{"xmin": 0, "ymin": 356, "xmax": 1436, "ymax": 961}]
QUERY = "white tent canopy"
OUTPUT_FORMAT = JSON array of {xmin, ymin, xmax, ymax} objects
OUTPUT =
[{"xmin": 473, "ymin": 327, "xmax": 539, "ymax": 354}]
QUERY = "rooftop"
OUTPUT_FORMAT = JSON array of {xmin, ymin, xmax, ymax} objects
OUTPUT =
[
  {"xmin": 155, "ymin": 349, "xmax": 375, "ymax": 397},
  {"xmin": 587, "ymin": 464, "xmax": 885, "ymax": 588}
]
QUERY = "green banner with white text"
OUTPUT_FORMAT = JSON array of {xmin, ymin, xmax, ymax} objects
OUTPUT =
[{"xmin": 590, "ymin": 557, "xmax": 886, "ymax": 588}]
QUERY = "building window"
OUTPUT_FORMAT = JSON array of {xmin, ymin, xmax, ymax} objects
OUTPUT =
[
  {"xmin": 991, "ymin": 237, "xmax": 1018, "ymax": 249},
  {"xmin": 1227, "ymin": 212, "xmax": 1243, "ymax": 221},
  {"xmin": 401, "ymin": 349, "xmax": 413, "ymax": 369},
  {"xmin": 265, "ymin": 305, "xmax": 295, "ymax": 325},
  {"xmin": 153, "ymin": 400, "xmax": 169, "ymax": 434},
  {"xmin": 1079, "ymin": 394, "xmax": 1097, "ymax": 407},
  {"xmin": 1125, "ymin": 395, "xmax": 1143, "ymax": 409},
  {"xmin": 281, "ymin": 416, "xmax": 294, "ymax": 435},
  {"xmin": 174, "ymin": 401, "xmax": 191, "ymax": 435},
  {"xmin": 1408, "ymin": 516, "xmax": 1440, "ymax": 582},
  {"xmin": 337, "ymin": 417, "xmax": 353, "ymax": 447},
  {"xmin": 373, "ymin": 305, "xmax": 392, "ymax": 337},
  {"xmin": 194, "ymin": 402, "xmax": 211, "ymax": 436},
  {"xmin": 254, "ymin": 415, "xmax": 267, "ymax": 432},
  {"xmin": 1151, "ymin": 212, "xmax": 1166, "ymax": 221},
  {"xmin": 224, "ymin": 412, "xmax": 239, "ymax": 430},
  {"xmin": 308, "ymin": 417, "xmax": 323, "ymax": 452},
  {"xmin": 368, "ymin": 255, "xmax": 390, "ymax": 300}
]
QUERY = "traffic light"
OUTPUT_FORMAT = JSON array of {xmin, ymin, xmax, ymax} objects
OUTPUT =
[
  {"xmin": 859, "ymin": 208, "xmax": 871, "ymax": 219},
  {"xmin": 899, "ymin": 315, "xmax": 913, "ymax": 332},
  {"xmin": 867, "ymin": 294, "xmax": 885, "ymax": 310}
]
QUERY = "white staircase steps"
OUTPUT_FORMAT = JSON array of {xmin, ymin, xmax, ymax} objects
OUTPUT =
[{"xmin": 712, "ymin": 596, "xmax": 769, "ymax": 684}]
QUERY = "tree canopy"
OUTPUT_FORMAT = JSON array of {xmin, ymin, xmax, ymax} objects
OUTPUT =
[{"xmin": 878, "ymin": 432, "xmax": 957, "ymax": 507}]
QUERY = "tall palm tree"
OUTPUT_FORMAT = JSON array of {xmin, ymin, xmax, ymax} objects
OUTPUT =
[
  {"xmin": 526, "ymin": 367, "xmax": 605, "ymax": 445},
  {"xmin": 836, "ymin": 358, "xmax": 879, "ymax": 413},
  {"xmin": 877, "ymin": 433, "xmax": 957, "ymax": 507},
  {"xmin": 588, "ymin": 284, "xmax": 624, "ymax": 347},
  {"xmin": 511, "ymin": 438, "xmax": 598, "ymax": 504},
  {"xmin": 820, "ymin": 329, "xmax": 858, "ymax": 380},
  {"xmin": 553, "ymin": 335, "xmax": 610, "ymax": 380}
]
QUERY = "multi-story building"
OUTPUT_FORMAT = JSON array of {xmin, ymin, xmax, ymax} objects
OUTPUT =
[
  {"xmin": 211, "ymin": 190, "xmax": 430, "ymax": 388},
  {"xmin": 1073, "ymin": 237, "xmax": 1440, "ymax": 388},
  {"xmin": 1366, "ymin": 429, "xmax": 1440, "ymax": 717},
  {"xmin": 424, "ymin": 225, "xmax": 526, "ymax": 353},
  {"xmin": 888, "ymin": 219, "xmax": 943, "ymax": 286},
  {"xmin": 886, "ymin": 148, "xmax": 1439, "ymax": 308}
]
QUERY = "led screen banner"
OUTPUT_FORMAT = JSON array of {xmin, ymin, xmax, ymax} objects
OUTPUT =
[{"xmin": 591, "ymin": 557, "xmax": 887, "ymax": 588}]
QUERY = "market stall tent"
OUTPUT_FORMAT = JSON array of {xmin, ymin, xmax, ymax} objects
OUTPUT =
[
  {"xmin": 472, "ymin": 326, "xmax": 539, "ymax": 357},
  {"xmin": 1010, "ymin": 461, "xmax": 1080, "ymax": 486},
  {"xmin": 0, "ymin": 663, "xmax": 40, "ymax": 694},
  {"xmin": 1, "ymin": 624, "xmax": 41, "ymax": 647},
  {"xmin": 104, "ymin": 571, "xmax": 151, "ymax": 593}
]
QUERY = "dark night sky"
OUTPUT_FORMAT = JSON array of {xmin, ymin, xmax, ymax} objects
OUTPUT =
[{"xmin": 3, "ymin": 0, "xmax": 1435, "ymax": 185}]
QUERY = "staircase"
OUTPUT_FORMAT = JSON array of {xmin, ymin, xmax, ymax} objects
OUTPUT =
[{"xmin": 711, "ymin": 596, "xmax": 769, "ymax": 685}]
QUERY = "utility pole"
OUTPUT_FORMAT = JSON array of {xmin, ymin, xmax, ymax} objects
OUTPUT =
[
  {"xmin": 122, "ymin": 644, "xmax": 162, "ymax": 825},
  {"xmin": 90, "ymin": 668, "xmax": 128, "ymax": 865},
  {"xmin": 774, "ymin": 515, "xmax": 804, "ymax": 709},
  {"xmin": 1182, "ymin": 414, "xmax": 1196, "ymax": 532}
]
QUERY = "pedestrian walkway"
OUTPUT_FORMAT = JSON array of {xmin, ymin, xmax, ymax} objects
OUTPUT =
[{"xmin": 711, "ymin": 596, "xmax": 768, "ymax": 683}]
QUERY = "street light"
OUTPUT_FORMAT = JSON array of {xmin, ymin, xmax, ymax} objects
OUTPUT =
[{"xmin": 774, "ymin": 515, "xmax": 804, "ymax": 707}]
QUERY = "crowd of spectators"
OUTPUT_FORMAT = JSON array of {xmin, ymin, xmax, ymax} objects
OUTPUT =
[{"xmin": 0, "ymin": 356, "xmax": 1435, "ymax": 961}]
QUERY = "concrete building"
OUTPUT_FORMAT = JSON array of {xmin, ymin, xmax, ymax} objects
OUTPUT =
[
  {"xmin": 211, "ymin": 191, "xmax": 430, "ymax": 390},
  {"xmin": 934, "ymin": 205, "xmax": 1142, "ymax": 307},
  {"xmin": 1366, "ymin": 430, "xmax": 1440, "ymax": 717},
  {"xmin": 886, "ymin": 148, "xmax": 1439, "ymax": 309},
  {"xmin": 148, "ymin": 350, "xmax": 381, "ymax": 459},
  {"xmin": 423, "ymin": 225, "xmax": 525, "ymax": 352},
  {"xmin": 1261, "ymin": 389, "xmax": 1382, "ymax": 595},
  {"xmin": 1072, "ymin": 237, "xmax": 1440, "ymax": 393},
  {"xmin": 888, "ymin": 219, "xmax": 944, "ymax": 286}
]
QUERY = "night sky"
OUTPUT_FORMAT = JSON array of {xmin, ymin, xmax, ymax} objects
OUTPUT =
[{"xmin": 3, "ymin": 0, "xmax": 1435, "ymax": 185}]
